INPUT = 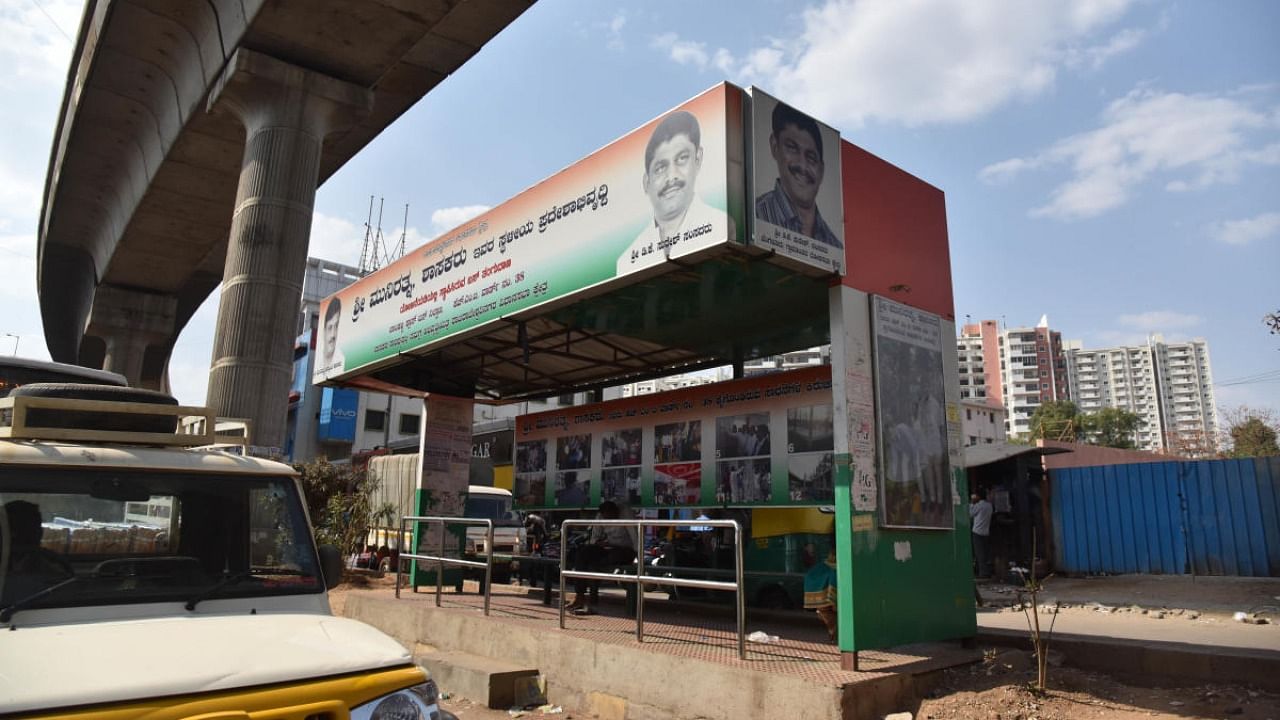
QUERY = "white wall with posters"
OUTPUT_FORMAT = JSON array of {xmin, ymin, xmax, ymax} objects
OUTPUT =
[{"xmin": 512, "ymin": 366, "xmax": 837, "ymax": 510}]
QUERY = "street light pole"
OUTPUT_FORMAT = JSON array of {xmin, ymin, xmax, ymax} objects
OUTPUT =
[{"xmin": 4, "ymin": 334, "xmax": 19, "ymax": 356}]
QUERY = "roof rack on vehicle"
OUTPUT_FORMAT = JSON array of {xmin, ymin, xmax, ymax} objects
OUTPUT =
[{"xmin": 0, "ymin": 384, "xmax": 218, "ymax": 447}]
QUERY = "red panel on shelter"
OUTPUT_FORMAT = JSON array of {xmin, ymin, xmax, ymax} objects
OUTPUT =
[{"xmin": 839, "ymin": 141, "xmax": 954, "ymax": 321}]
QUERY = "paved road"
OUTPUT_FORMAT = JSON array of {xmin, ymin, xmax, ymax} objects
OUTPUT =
[{"xmin": 977, "ymin": 605, "xmax": 1280, "ymax": 652}]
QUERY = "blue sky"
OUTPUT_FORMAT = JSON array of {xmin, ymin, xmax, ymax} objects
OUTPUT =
[{"xmin": 1, "ymin": 0, "xmax": 1277, "ymax": 423}]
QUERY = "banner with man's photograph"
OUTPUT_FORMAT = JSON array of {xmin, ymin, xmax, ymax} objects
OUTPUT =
[
  {"xmin": 748, "ymin": 87, "xmax": 845, "ymax": 276},
  {"xmin": 513, "ymin": 365, "xmax": 837, "ymax": 509},
  {"xmin": 314, "ymin": 84, "xmax": 745, "ymax": 384},
  {"xmin": 872, "ymin": 296, "xmax": 952, "ymax": 529}
]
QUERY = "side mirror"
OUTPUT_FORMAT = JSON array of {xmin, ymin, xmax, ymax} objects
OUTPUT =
[{"xmin": 318, "ymin": 544, "xmax": 344, "ymax": 590}]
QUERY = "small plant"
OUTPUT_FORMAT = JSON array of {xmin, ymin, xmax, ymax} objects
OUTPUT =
[{"xmin": 1012, "ymin": 536, "xmax": 1057, "ymax": 692}]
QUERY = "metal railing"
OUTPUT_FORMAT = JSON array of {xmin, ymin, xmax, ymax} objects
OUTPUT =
[
  {"xmin": 559, "ymin": 519, "xmax": 746, "ymax": 659},
  {"xmin": 394, "ymin": 516, "xmax": 494, "ymax": 616}
]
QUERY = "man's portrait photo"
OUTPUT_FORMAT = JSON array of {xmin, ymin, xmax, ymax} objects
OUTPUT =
[
  {"xmin": 320, "ymin": 297, "xmax": 344, "ymax": 375},
  {"xmin": 755, "ymin": 100, "xmax": 842, "ymax": 249},
  {"xmin": 618, "ymin": 109, "xmax": 730, "ymax": 274}
]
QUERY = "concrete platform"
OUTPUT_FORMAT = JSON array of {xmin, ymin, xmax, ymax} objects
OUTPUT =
[
  {"xmin": 341, "ymin": 583, "xmax": 979, "ymax": 720},
  {"xmin": 414, "ymin": 648, "xmax": 539, "ymax": 709}
]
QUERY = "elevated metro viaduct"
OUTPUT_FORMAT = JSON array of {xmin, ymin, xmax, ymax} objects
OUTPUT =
[{"xmin": 37, "ymin": 0, "xmax": 534, "ymax": 448}]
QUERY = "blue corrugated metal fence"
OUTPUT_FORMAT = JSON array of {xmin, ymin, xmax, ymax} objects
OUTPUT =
[{"xmin": 1052, "ymin": 457, "xmax": 1280, "ymax": 576}]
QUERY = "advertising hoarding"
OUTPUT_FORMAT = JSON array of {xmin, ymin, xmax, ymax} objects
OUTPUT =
[
  {"xmin": 872, "ymin": 296, "xmax": 952, "ymax": 529},
  {"xmin": 513, "ymin": 366, "xmax": 836, "ymax": 509},
  {"xmin": 315, "ymin": 84, "xmax": 744, "ymax": 384},
  {"xmin": 748, "ymin": 87, "xmax": 845, "ymax": 275},
  {"xmin": 317, "ymin": 387, "xmax": 358, "ymax": 442}
]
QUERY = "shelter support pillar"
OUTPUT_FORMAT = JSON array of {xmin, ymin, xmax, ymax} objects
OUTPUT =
[
  {"xmin": 411, "ymin": 394, "xmax": 475, "ymax": 589},
  {"xmin": 828, "ymin": 284, "xmax": 877, "ymax": 665},
  {"xmin": 204, "ymin": 50, "xmax": 371, "ymax": 449},
  {"xmin": 84, "ymin": 284, "xmax": 177, "ymax": 390}
]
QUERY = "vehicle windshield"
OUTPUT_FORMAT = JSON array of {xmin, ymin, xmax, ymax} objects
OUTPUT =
[
  {"xmin": 0, "ymin": 468, "xmax": 322, "ymax": 617},
  {"xmin": 465, "ymin": 494, "xmax": 515, "ymax": 522}
]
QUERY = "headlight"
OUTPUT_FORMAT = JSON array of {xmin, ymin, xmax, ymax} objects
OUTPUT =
[{"xmin": 350, "ymin": 680, "xmax": 441, "ymax": 720}]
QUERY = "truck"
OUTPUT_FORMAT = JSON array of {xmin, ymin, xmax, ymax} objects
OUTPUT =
[
  {"xmin": 367, "ymin": 454, "xmax": 525, "ymax": 582},
  {"xmin": 0, "ymin": 382, "xmax": 445, "ymax": 718}
]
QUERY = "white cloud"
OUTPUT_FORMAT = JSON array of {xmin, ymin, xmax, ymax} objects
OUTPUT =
[
  {"xmin": 1064, "ymin": 13, "xmax": 1164, "ymax": 72},
  {"xmin": 0, "ymin": 0, "xmax": 80, "ymax": 235},
  {"xmin": 652, "ymin": 33, "xmax": 710, "ymax": 70},
  {"xmin": 307, "ymin": 212, "xmax": 363, "ymax": 266},
  {"xmin": 655, "ymin": 0, "xmax": 1147, "ymax": 128},
  {"xmin": 982, "ymin": 88, "xmax": 1280, "ymax": 219},
  {"xmin": 1116, "ymin": 311, "xmax": 1202, "ymax": 331},
  {"xmin": 1209, "ymin": 211, "xmax": 1280, "ymax": 246},
  {"xmin": 978, "ymin": 157, "xmax": 1042, "ymax": 185},
  {"xmin": 606, "ymin": 12, "xmax": 626, "ymax": 51},
  {"xmin": 0, "ymin": 232, "xmax": 46, "ymax": 360},
  {"xmin": 0, "ymin": 1, "xmax": 80, "ymax": 91},
  {"xmin": 429, "ymin": 204, "xmax": 491, "ymax": 236}
]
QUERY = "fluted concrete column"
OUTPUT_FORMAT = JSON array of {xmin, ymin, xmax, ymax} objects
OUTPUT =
[
  {"xmin": 205, "ymin": 50, "xmax": 371, "ymax": 449},
  {"xmin": 84, "ymin": 284, "xmax": 178, "ymax": 390}
]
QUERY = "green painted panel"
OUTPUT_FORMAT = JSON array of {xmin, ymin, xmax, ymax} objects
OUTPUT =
[
  {"xmin": 410, "ymin": 488, "xmax": 464, "ymax": 589},
  {"xmin": 846, "ymin": 466, "xmax": 976, "ymax": 650}
]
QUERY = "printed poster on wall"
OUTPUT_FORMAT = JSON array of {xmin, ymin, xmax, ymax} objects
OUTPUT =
[
  {"xmin": 872, "ymin": 296, "xmax": 953, "ymax": 529},
  {"xmin": 748, "ymin": 87, "xmax": 845, "ymax": 275},
  {"xmin": 315, "ymin": 84, "xmax": 745, "ymax": 384},
  {"xmin": 514, "ymin": 366, "xmax": 837, "ymax": 510}
]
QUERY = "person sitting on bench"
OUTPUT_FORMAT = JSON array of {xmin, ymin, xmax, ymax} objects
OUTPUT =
[{"xmin": 566, "ymin": 501, "xmax": 635, "ymax": 615}]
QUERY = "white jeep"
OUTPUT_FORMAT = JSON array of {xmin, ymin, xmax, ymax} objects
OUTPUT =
[{"xmin": 0, "ymin": 384, "xmax": 445, "ymax": 719}]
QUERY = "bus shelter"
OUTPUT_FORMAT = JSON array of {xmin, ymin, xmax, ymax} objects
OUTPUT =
[{"xmin": 317, "ymin": 82, "xmax": 975, "ymax": 667}]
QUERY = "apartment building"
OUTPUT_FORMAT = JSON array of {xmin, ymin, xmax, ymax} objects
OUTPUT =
[
  {"xmin": 1065, "ymin": 336, "xmax": 1217, "ymax": 454},
  {"xmin": 957, "ymin": 316, "xmax": 1069, "ymax": 438},
  {"xmin": 960, "ymin": 400, "xmax": 1007, "ymax": 446}
]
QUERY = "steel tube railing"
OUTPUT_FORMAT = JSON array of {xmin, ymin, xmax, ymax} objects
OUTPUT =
[
  {"xmin": 394, "ymin": 516, "xmax": 494, "ymax": 616},
  {"xmin": 558, "ymin": 519, "xmax": 746, "ymax": 660}
]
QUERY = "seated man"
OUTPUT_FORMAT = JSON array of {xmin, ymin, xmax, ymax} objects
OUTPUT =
[{"xmin": 566, "ymin": 501, "xmax": 635, "ymax": 615}]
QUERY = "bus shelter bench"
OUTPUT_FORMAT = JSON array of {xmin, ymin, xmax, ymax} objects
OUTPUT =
[{"xmin": 519, "ymin": 555, "xmax": 639, "ymax": 614}]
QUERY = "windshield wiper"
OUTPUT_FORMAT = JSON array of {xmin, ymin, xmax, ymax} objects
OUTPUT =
[
  {"xmin": 184, "ymin": 568, "xmax": 311, "ymax": 611},
  {"xmin": 185, "ymin": 571, "xmax": 251, "ymax": 611},
  {"xmin": 0, "ymin": 576, "xmax": 80, "ymax": 623}
]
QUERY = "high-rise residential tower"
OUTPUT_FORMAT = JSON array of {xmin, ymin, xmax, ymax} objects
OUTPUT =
[
  {"xmin": 1065, "ymin": 335, "xmax": 1217, "ymax": 454},
  {"xmin": 957, "ymin": 316, "xmax": 1069, "ymax": 438}
]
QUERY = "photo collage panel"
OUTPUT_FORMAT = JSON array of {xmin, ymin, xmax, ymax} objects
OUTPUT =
[
  {"xmin": 787, "ymin": 404, "xmax": 834, "ymax": 502},
  {"xmin": 554, "ymin": 434, "xmax": 592, "ymax": 506},
  {"xmin": 601, "ymin": 428, "xmax": 642, "ymax": 505},
  {"xmin": 515, "ymin": 440, "xmax": 548, "ymax": 506},
  {"xmin": 715, "ymin": 412, "xmax": 772, "ymax": 503}
]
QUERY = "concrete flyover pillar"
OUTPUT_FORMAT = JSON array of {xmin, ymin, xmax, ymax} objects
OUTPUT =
[
  {"xmin": 84, "ymin": 284, "xmax": 178, "ymax": 390},
  {"xmin": 205, "ymin": 49, "xmax": 372, "ymax": 450}
]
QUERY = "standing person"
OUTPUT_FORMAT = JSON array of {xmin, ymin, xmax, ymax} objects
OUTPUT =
[
  {"xmin": 566, "ymin": 501, "xmax": 636, "ymax": 615},
  {"xmin": 970, "ymin": 492, "xmax": 994, "ymax": 579},
  {"xmin": 754, "ymin": 101, "xmax": 841, "ymax": 248},
  {"xmin": 618, "ymin": 110, "xmax": 730, "ymax": 274}
]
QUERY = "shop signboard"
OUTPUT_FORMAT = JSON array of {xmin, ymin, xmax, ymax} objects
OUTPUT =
[
  {"xmin": 513, "ymin": 366, "xmax": 836, "ymax": 509},
  {"xmin": 871, "ymin": 296, "xmax": 952, "ymax": 529},
  {"xmin": 748, "ymin": 87, "xmax": 845, "ymax": 275},
  {"xmin": 317, "ymin": 387, "xmax": 358, "ymax": 442},
  {"xmin": 314, "ymin": 84, "xmax": 744, "ymax": 384}
]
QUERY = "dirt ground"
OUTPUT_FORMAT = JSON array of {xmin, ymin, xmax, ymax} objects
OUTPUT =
[
  {"xmin": 331, "ymin": 575, "xmax": 1280, "ymax": 720},
  {"xmin": 917, "ymin": 648, "xmax": 1280, "ymax": 720}
]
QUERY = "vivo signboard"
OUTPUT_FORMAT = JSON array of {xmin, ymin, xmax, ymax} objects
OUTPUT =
[{"xmin": 318, "ymin": 387, "xmax": 358, "ymax": 442}]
